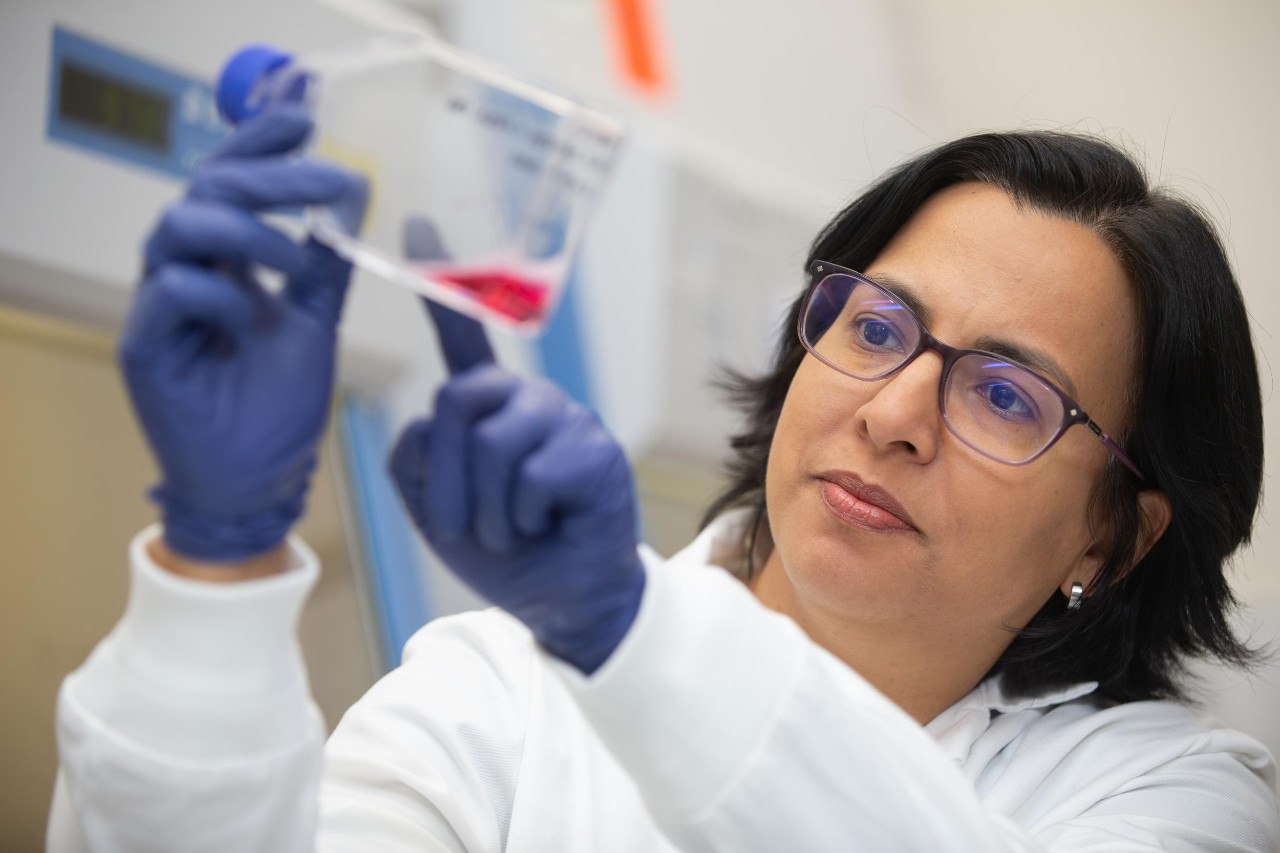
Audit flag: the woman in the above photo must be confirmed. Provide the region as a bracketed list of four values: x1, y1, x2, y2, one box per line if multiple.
[50, 106, 1278, 851]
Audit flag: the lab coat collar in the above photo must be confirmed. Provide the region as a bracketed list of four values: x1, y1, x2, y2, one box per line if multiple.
[969, 674, 1100, 714]
[924, 677, 1100, 764]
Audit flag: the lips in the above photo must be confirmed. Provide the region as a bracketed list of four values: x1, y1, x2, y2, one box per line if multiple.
[816, 471, 919, 533]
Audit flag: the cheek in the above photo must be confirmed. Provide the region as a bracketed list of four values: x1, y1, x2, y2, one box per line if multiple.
[772, 359, 858, 454]
[766, 366, 850, 506]
[763, 405, 802, 544]
[948, 474, 1099, 616]
[765, 369, 840, 551]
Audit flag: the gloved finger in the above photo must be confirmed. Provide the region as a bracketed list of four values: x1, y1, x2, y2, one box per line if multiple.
[282, 236, 355, 330]
[204, 104, 313, 163]
[189, 158, 365, 216]
[281, 169, 368, 327]
[471, 380, 568, 553]
[145, 201, 307, 276]
[325, 168, 370, 235]
[389, 418, 435, 536]
[513, 408, 630, 538]
[404, 214, 449, 262]
[427, 365, 522, 541]
[402, 215, 498, 376]
[279, 164, 369, 329]
[428, 301, 496, 376]
[119, 264, 261, 368]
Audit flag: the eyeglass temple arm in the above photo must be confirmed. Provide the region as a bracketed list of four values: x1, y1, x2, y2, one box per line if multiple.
[1084, 420, 1146, 482]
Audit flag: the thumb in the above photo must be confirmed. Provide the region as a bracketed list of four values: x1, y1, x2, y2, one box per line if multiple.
[283, 171, 369, 327]
[283, 237, 354, 329]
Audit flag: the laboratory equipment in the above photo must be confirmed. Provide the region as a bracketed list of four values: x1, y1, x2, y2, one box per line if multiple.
[219, 35, 626, 334]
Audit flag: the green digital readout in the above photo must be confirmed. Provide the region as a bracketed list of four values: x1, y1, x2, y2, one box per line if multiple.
[58, 61, 171, 153]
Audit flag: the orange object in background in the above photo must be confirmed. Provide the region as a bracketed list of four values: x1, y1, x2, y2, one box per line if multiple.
[602, 0, 670, 98]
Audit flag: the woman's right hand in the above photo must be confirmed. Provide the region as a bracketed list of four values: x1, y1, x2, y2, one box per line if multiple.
[390, 303, 647, 675]
[119, 105, 367, 565]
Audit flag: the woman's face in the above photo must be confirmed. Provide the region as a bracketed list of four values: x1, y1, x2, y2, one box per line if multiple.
[760, 182, 1140, 664]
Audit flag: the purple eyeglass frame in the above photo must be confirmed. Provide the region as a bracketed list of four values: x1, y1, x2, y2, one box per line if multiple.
[799, 261, 1146, 482]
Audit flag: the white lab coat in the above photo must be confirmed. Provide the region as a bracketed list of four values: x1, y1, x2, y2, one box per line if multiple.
[50, 511, 1280, 852]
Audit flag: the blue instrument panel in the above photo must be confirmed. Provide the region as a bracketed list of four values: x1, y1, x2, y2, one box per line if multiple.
[47, 27, 228, 179]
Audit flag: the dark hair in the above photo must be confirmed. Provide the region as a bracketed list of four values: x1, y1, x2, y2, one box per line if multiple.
[702, 131, 1264, 703]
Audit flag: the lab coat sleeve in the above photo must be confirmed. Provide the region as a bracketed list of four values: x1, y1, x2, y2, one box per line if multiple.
[51, 527, 531, 853]
[312, 612, 534, 853]
[552, 552, 1279, 852]
[50, 527, 327, 853]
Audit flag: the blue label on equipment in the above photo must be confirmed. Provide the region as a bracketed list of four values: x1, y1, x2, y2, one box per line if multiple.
[47, 27, 229, 179]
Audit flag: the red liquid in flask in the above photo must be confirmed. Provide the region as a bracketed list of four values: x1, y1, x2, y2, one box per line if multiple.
[431, 268, 551, 325]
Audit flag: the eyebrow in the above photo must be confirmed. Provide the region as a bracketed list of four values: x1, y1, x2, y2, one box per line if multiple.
[863, 271, 1081, 399]
[864, 272, 933, 327]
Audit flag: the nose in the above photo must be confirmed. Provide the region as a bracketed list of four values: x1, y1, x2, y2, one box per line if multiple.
[854, 350, 943, 465]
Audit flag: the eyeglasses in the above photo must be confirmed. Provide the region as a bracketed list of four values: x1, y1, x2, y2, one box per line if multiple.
[797, 261, 1145, 480]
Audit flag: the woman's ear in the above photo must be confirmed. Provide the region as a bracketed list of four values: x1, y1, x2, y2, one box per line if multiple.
[1131, 489, 1172, 568]
[1061, 489, 1172, 598]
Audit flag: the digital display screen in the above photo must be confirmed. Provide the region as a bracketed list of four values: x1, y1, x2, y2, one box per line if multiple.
[57, 61, 171, 153]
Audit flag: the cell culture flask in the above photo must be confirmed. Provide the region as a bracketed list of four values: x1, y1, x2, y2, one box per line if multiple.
[218, 35, 625, 334]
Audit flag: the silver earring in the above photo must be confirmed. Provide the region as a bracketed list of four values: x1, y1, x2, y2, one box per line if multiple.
[1067, 582, 1084, 611]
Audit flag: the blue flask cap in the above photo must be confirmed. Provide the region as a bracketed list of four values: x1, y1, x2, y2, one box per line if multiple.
[216, 44, 294, 125]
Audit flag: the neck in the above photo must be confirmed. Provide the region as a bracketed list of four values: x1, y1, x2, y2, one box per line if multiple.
[749, 547, 1003, 725]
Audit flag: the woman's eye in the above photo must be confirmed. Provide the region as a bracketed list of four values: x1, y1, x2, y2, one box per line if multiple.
[977, 380, 1036, 420]
[854, 317, 902, 350]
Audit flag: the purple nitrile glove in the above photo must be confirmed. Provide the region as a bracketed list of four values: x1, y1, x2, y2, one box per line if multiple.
[119, 105, 368, 561]
[389, 221, 644, 674]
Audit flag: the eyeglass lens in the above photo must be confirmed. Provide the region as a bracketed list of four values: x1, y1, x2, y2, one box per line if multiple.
[802, 273, 1068, 465]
